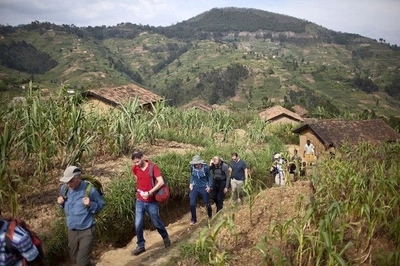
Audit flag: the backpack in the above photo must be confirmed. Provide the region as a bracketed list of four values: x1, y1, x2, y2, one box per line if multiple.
[62, 174, 104, 198]
[210, 160, 227, 179]
[289, 162, 297, 174]
[270, 164, 279, 175]
[190, 163, 207, 176]
[4, 218, 45, 266]
[149, 163, 170, 202]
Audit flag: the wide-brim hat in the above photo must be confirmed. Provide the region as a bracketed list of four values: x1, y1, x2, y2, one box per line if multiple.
[190, 155, 205, 164]
[60, 166, 81, 183]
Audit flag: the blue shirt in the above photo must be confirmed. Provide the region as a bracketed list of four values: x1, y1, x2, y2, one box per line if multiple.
[190, 164, 213, 188]
[229, 159, 247, 181]
[60, 181, 105, 230]
[0, 221, 39, 266]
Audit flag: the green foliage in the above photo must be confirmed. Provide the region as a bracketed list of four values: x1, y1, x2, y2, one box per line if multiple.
[182, 214, 236, 265]
[268, 123, 299, 145]
[242, 175, 262, 223]
[253, 142, 400, 265]
[0, 40, 58, 74]
[180, 7, 308, 33]
[40, 218, 69, 265]
[351, 74, 379, 94]
[193, 63, 249, 105]
[1, 11, 399, 117]
[96, 173, 136, 242]
[384, 75, 400, 99]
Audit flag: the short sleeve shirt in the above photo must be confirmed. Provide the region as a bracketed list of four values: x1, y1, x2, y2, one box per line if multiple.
[304, 144, 315, 155]
[229, 159, 247, 181]
[132, 161, 161, 202]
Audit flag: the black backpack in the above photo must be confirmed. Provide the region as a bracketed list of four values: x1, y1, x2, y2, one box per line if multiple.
[210, 159, 227, 174]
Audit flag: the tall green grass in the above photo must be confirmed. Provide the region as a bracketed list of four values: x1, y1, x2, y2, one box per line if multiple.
[253, 142, 400, 265]
[4, 85, 398, 265]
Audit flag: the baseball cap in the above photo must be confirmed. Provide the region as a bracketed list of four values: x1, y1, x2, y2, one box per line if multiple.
[60, 166, 81, 183]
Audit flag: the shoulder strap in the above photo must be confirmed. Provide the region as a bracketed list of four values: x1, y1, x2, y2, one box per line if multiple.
[62, 182, 92, 198]
[85, 182, 92, 198]
[6, 219, 16, 241]
[149, 163, 156, 187]
[62, 184, 68, 198]
[5, 220, 18, 255]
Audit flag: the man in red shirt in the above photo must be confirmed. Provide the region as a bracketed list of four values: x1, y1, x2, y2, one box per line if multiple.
[131, 150, 171, 256]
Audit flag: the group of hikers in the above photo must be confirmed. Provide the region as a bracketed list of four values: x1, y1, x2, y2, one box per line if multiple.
[0, 141, 316, 266]
[271, 139, 317, 186]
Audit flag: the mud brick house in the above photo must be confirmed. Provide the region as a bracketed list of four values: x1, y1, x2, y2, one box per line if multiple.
[293, 119, 400, 159]
[83, 84, 164, 111]
[180, 101, 214, 112]
[259, 105, 304, 125]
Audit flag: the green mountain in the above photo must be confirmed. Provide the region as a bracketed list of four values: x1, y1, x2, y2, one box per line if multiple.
[1, 7, 400, 120]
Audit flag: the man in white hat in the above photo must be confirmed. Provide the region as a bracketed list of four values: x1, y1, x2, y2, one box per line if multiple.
[272, 153, 286, 186]
[57, 166, 105, 266]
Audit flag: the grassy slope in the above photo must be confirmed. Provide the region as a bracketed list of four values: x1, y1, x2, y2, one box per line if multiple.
[1, 23, 400, 117]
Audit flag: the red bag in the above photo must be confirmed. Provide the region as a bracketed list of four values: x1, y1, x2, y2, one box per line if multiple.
[149, 163, 170, 202]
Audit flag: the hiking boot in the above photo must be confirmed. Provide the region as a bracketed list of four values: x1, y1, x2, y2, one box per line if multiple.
[163, 237, 171, 248]
[132, 246, 146, 256]
[190, 221, 196, 226]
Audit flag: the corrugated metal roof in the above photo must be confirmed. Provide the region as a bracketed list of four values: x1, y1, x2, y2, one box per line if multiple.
[86, 84, 164, 106]
[293, 119, 400, 147]
[259, 105, 304, 122]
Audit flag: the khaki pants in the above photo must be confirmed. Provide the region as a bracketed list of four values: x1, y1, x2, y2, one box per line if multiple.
[231, 179, 244, 203]
[68, 225, 96, 266]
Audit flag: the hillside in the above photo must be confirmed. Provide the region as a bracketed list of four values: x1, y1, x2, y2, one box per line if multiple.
[1, 7, 400, 119]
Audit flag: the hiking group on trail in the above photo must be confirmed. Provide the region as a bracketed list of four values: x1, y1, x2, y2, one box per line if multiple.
[1, 146, 313, 265]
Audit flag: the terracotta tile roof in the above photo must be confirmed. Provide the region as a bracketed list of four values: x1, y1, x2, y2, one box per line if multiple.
[291, 105, 308, 117]
[86, 84, 163, 106]
[293, 119, 400, 147]
[259, 105, 304, 122]
[180, 101, 214, 112]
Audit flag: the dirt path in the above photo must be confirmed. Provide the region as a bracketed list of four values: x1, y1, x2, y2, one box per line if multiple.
[96, 207, 209, 266]
[96, 179, 312, 266]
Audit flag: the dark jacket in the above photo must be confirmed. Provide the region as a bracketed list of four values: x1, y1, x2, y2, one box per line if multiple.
[210, 162, 230, 188]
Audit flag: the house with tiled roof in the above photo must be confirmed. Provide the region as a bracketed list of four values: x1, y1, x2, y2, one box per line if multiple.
[180, 100, 214, 112]
[259, 105, 304, 125]
[83, 84, 164, 111]
[292, 119, 400, 159]
[291, 105, 308, 118]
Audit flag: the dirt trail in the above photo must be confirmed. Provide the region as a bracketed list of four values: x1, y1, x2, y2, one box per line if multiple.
[96, 207, 210, 266]
[96, 179, 312, 266]
[95, 143, 306, 266]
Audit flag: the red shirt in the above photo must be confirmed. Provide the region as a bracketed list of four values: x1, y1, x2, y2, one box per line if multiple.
[132, 160, 161, 202]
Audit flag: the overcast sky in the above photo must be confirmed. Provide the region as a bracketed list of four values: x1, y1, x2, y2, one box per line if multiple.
[0, 0, 399, 45]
